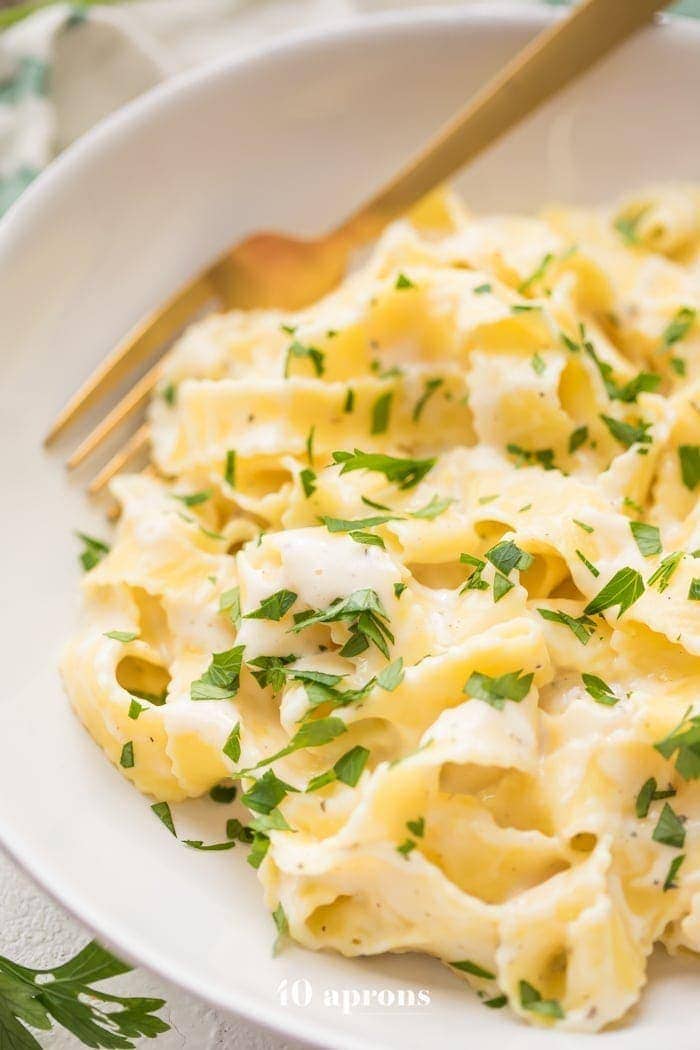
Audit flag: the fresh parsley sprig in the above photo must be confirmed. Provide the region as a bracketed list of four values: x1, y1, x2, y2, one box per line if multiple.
[0, 940, 169, 1049]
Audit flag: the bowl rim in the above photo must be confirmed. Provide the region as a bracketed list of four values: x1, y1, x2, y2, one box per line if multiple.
[2, 4, 698, 1048]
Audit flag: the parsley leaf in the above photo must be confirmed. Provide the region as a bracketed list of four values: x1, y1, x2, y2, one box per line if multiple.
[406, 817, 425, 838]
[172, 490, 211, 507]
[409, 495, 454, 520]
[537, 608, 596, 644]
[569, 425, 588, 453]
[151, 801, 175, 835]
[507, 443, 556, 470]
[320, 514, 398, 532]
[306, 745, 370, 792]
[224, 449, 236, 487]
[76, 532, 109, 572]
[474, 283, 491, 295]
[679, 445, 700, 491]
[451, 959, 496, 980]
[395, 272, 415, 289]
[519, 253, 553, 294]
[377, 658, 404, 691]
[284, 341, 325, 378]
[300, 468, 316, 497]
[464, 669, 533, 710]
[241, 769, 297, 814]
[241, 717, 348, 773]
[413, 377, 443, 422]
[663, 853, 685, 891]
[635, 777, 675, 818]
[652, 802, 686, 848]
[219, 586, 241, 628]
[485, 540, 533, 575]
[662, 307, 696, 349]
[689, 578, 700, 601]
[104, 630, 139, 643]
[584, 567, 645, 617]
[459, 552, 488, 592]
[332, 449, 435, 490]
[630, 521, 661, 557]
[581, 673, 618, 705]
[244, 589, 298, 621]
[519, 980, 564, 1020]
[248, 654, 298, 693]
[290, 589, 394, 659]
[0, 940, 169, 1049]
[648, 552, 683, 593]
[210, 784, 237, 804]
[584, 341, 660, 403]
[191, 646, 244, 701]
[600, 414, 653, 448]
[574, 549, 599, 577]
[396, 838, 416, 857]
[223, 723, 241, 763]
[371, 391, 393, 434]
[654, 709, 700, 780]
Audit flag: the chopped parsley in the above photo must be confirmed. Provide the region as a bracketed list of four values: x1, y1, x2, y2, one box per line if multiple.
[219, 586, 241, 628]
[377, 658, 404, 691]
[518, 253, 553, 294]
[648, 551, 683, 593]
[410, 495, 454, 520]
[300, 467, 316, 497]
[663, 853, 685, 891]
[661, 306, 696, 349]
[290, 588, 394, 659]
[224, 449, 236, 487]
[537, 607, 596, 644]
[104, 630, 139, 642]
[451, 959, 496, 980]
[320, 514, 398, 532]
[614, 209, 648, 246]
[531, 352, 546, 375]
[600, 414, 652, 449]
[651, 802, 685, 848]
[519, 980, 564, 1020]
[210, 783, 237, 804]
[119, 741, 134, 768]
[460, 552, 488, 592]
[581, 673, 618, 706]
[306, 745, 370, 792]
[584, 567, 645, 617]
[413, 377, 443, 422]
[485, 540, 533, 576]
[244, 589, 298, 621]
[128, 699, 144, 720]
[162, 381, 177, 405]
[654, 708, 700, 780]
[371, 391, 393, 434]
[332, 449, 435, 490]
[151, 801, 176, 835]
[76, 531, 110, 572]
[464, 669, 533, 710]
[396, 838, 416, 857]
[223, 723, 241, 763]
[689, 578, 700, 601]
[248, 654, 298, 693]
[241, 769, 298, 814]
[493, 572, 513, 602]
[171, 489, 211, 507]
[573, 519, 594, 534]
[241, 716, 347, 774]
[284, 340, 324, 378]
[349, 530, 384, 548]
[394, 581, 407, 598]
[574, 549, 599, 577]
[306, 425, 315, 465]
[473, 283, 492, 295]
[190, 646, 244, 701]
[671, 357, 687, 377]
[395, 272, 415, 290]
[630, 521, 661, 557]
[272, 903, 289, 956]
[679, 445, 700, 490]
[507, 443, 556, 470]
[569, 425, 588, 453]
[584, 341, 660, 403]
[406, 816, 425, 838]
[635, 777, 675, 819]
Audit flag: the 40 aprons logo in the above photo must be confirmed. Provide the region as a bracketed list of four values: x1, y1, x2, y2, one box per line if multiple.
[277, 978, 431, 1015]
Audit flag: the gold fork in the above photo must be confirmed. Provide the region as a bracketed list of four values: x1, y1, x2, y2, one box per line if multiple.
[46, 0, 672, 494]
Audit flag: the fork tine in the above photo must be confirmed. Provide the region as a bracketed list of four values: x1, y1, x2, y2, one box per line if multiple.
[67, 361, 161, 470]
[45, 273, 215, 446]
[87, 424, 150, 495]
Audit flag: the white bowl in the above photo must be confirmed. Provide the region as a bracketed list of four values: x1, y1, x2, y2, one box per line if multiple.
[2, 5, 700, 1048]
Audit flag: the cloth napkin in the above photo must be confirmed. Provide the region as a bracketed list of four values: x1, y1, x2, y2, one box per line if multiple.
[2, 0, 699, 218]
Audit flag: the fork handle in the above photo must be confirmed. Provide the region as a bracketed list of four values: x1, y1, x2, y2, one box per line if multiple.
[337, 0, 673, 242]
